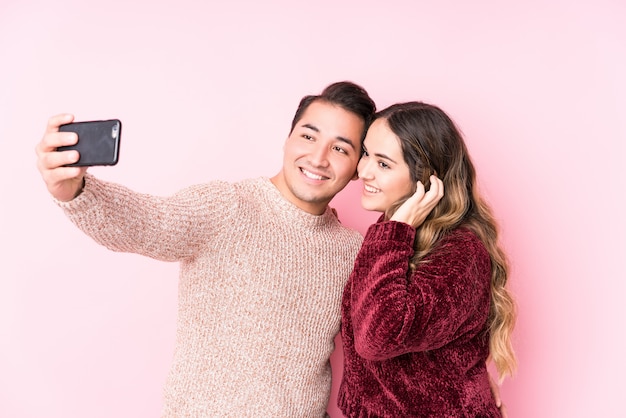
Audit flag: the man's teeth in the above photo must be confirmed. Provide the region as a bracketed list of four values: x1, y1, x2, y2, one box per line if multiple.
[364, 185, 380, 193]
[301, 169, 324, 180]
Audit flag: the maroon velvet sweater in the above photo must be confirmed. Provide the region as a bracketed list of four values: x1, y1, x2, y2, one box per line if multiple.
[338, 220, 501, 417]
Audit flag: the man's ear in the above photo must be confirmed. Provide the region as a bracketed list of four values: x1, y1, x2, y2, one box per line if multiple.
[350, 170, 359, 181]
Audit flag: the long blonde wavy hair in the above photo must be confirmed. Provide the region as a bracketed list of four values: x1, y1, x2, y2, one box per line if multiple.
[379, 102, 517, 380]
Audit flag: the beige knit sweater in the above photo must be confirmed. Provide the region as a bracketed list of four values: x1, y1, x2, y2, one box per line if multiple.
[57, 173, 363, 417]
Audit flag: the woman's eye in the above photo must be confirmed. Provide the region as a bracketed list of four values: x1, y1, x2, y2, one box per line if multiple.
[303, 134, 313, 140]
[361, 149, 369, 157]
[379, 161, 389, 169]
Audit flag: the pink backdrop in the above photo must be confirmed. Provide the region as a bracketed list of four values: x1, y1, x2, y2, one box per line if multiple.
[1, 1, 624, 417]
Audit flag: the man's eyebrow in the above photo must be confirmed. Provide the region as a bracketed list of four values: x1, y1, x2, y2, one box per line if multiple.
[336, 136, 356, 150]
[302, 123, 320, 133]
[301, 123, 357, 150]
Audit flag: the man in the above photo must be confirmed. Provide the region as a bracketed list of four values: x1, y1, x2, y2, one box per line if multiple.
[35, 82, 376, 417]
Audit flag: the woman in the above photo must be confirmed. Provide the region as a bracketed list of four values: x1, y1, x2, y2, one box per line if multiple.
[338, 102, 516, 417]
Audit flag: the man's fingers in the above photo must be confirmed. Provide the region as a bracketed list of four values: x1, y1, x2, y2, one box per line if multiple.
[46, 113, 74, 134]
[38, 113, 76, 153]
[44, 165, 83, 185]
[36, 131, 78, 156]
[38, 145, 79, 170]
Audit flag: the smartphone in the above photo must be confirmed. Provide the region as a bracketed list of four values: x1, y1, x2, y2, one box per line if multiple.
[58, 119, 121, 166]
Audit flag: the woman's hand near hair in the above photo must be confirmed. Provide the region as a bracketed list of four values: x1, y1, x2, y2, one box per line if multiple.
[390, 175, 444, 227]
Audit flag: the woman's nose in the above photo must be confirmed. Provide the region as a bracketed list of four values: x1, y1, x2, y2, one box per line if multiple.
[357, 158, 373, 179]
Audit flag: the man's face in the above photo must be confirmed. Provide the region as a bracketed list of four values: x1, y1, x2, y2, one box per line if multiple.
[272, 100, 364, 215]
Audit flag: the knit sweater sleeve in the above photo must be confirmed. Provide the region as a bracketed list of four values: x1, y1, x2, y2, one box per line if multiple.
[350, 220, 492, 361]
[55, 173, 237, 262]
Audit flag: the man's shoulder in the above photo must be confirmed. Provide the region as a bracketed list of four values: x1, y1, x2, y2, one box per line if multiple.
[230, 176, 268, 193]
[186, 177, 260, 196]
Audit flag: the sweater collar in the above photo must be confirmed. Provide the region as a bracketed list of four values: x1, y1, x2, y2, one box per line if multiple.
[256, 177, 338, 230]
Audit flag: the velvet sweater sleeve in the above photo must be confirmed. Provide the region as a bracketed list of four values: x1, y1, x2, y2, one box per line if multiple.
[350, 220, 492, 361]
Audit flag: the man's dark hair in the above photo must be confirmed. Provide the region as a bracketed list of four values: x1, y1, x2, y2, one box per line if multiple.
[289, 81, 376, 141]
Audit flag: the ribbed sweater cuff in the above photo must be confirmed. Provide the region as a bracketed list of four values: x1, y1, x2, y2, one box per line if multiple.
[53, 173, 103, 212]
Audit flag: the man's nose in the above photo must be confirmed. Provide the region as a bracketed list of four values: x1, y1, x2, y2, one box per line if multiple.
[310, 145, 330, 167]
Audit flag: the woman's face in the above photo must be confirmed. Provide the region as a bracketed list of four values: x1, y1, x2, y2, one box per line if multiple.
[357, 118, 413, 213]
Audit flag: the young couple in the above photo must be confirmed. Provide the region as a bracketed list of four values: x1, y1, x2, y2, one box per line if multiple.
[36, 81, 516, 417]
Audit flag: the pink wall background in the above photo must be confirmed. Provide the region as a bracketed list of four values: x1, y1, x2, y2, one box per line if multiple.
[1, 1, 624, 417]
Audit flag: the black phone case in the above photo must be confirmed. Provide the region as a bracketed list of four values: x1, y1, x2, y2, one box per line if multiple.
[58, 119, 121, 166]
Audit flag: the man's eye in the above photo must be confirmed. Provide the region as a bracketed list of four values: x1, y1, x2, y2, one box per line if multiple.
[302, 134, 313, 140]
[333, 146, 347, 154]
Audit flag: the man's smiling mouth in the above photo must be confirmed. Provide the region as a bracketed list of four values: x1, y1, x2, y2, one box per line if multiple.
[300, 168, 328, 180]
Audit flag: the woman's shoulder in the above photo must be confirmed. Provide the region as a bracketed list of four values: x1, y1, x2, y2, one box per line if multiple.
[437, 227, 490, 264]
[444, 227, 483, 246]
